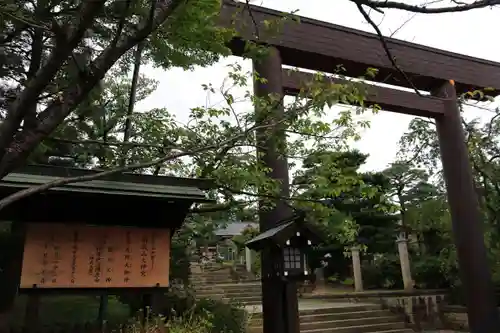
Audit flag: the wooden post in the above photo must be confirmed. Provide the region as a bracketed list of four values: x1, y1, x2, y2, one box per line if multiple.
[24, 294, 40, 333]
[97, 294, 108, 329]
[350, 246, 363, 292]
[433, 80, 500, 331]
[396, 235, 413, 291]
[253, 46, 299, 333]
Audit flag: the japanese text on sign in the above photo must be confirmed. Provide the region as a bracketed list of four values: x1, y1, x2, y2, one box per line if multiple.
[20, 223, 170, 289]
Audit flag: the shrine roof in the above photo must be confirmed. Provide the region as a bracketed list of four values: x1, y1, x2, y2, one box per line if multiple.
[0, 165, 214, 226]
[246, 214, 323, 251]
[246, 220, 294, 249]
[0, 165, 213, 202]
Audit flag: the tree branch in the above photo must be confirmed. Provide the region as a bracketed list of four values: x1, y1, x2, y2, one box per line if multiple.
[24, 0, 47, 131]
[0, 136, 231, 211]
[0, 0, 107, 163]
[0, 114, 282, 211]
[222, 185, 333, 204]
[355, 3, 422, 96]
[46, 137, 167, 149]
[110, 0, 133, 48]
[352, 0, 500, 14]
[0, 0, 188, 177]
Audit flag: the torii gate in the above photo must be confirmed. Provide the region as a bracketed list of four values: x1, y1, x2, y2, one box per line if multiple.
[219, 2, 500, 333]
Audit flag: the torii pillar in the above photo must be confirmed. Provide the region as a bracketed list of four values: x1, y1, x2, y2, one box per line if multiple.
[434, 80, 500, 331]
[253, 47, 299, 333]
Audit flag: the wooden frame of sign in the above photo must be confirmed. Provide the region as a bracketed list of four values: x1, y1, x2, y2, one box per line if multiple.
[0, 165, 214, 298]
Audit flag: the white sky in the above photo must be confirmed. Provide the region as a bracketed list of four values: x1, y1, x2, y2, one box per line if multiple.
[137, 0, 500, 173]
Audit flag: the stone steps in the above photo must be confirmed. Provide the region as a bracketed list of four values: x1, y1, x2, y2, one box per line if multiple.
[191, 277, 259, 285]
[194, 282, 261, 291]
[220, 291, 262, 298]
[301, 316, 400, 330]
[190, 263, 261, 306]
[225, 295, 261, 302]
[250, 305, 382, 318]
[250, 310, 394, 326]
[194, 281, 262, 306]
[248, 321, 410, 333]
[197, 290, 261, 298]
[226, 298, 262, 306]
[248, 306, 411, 333]
[196, 292, 261, 300]
[191, 279, 235, 282]
[294, 325, 411, 333]
[193, 272, 255, 275]
[190, 264, 410, 333]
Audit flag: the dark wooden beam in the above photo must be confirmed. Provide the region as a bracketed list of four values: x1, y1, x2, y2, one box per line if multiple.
[220, 1, 500, 95]
[434, 80, 500, 332]
[282, 69, 444, 118]
[253, 47, 299, 333]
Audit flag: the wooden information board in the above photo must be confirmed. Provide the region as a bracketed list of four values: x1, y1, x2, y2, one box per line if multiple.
[20, 223, 170, 289]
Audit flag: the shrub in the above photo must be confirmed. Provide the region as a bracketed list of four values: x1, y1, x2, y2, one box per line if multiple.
[121, 311, 214, 333]
[8, 295, 129, 328]
[361, 255, 402, 289]
[149, 289, 247, 333]
[8, 292, 248, 333]
[170, 231, 192, 285]
[251, 252, 261, 277]
[166, 314, 214, 333]
[192, 298, 247, 333]
[411, 255, 454, 289]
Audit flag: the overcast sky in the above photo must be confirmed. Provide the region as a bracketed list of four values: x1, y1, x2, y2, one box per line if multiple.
[137, 0, 500, 172]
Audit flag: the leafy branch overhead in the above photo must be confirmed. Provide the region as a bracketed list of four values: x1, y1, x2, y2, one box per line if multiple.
[1, 0, 500, 270]
[0, 1, 383, 217]
[0, 0, 232, 178]
[2, 60, 377, 213]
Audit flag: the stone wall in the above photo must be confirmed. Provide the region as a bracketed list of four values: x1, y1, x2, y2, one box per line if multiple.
[301, 289, 449, 331]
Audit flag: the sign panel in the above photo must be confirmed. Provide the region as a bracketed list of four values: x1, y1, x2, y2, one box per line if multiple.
[20, 223, 170, 289]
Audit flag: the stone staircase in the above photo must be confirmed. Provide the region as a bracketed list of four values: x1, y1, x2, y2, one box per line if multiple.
[248, 304, 413, 333]
[195, 281, 262, 306]
[190, 262, 261, 305]
[190, 263, 412, 333]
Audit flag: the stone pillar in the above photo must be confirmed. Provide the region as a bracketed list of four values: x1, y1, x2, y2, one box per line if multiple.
[245, 247, 252, 272]
[315, 267, 325, 286]
[396, 235, 413, 291]
[314, 267, 326, 293]
[351, 246, 363, 292]
[231, 242, 238, 262]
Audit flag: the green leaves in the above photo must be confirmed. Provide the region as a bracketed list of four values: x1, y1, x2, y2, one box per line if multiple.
[10, 0, 390, 252]
[148, 0, 232, 69]
[292, 149, 398, 252]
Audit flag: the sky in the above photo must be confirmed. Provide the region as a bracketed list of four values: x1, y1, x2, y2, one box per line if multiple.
[137, 0, 500, 173]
